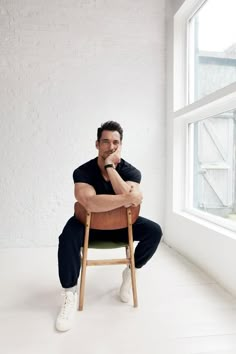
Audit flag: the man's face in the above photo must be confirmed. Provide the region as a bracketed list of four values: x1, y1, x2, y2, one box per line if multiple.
[96, 130, 121, 160]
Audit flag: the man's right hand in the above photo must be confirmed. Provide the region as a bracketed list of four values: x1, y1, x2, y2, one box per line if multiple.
[124, 186, 143, 207]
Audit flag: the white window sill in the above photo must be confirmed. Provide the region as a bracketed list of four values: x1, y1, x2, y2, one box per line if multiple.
[174, 209, 236, 240]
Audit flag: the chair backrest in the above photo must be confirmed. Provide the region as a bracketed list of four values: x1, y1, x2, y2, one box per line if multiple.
[74, 202, 140, 230]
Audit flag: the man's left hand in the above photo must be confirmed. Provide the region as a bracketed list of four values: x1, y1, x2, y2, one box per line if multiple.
[104, 146, 121, 167]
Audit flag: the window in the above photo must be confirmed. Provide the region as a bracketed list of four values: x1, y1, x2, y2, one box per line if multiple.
[189, 109, 236, 221]
[173, 0, 236, 232]
[188, 0, 236, 103]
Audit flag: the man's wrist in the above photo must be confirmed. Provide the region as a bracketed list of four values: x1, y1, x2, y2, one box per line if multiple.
[104, 163, 115, 169]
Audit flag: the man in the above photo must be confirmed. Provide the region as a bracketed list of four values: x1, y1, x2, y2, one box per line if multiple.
[56, 121, 162, 332]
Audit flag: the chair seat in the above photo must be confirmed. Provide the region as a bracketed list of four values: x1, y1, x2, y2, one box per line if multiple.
[88, 241, 128, 249]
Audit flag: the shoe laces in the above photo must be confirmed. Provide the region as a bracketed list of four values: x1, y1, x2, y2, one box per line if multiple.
[59, 292, 75, 319]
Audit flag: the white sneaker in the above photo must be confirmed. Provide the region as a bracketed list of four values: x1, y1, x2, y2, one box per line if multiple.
[56, 291, 78, 332]
[119, 267, 133, 303]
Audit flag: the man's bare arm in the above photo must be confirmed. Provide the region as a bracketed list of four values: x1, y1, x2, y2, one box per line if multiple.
[106, 167, 140, 194]
[74, 182, 142, 212]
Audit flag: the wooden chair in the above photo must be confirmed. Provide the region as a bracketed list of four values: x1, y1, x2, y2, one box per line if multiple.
[74, 202, 140, 311]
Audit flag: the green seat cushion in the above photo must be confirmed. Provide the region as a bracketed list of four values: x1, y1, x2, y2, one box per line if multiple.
[88, 241, 128, 249]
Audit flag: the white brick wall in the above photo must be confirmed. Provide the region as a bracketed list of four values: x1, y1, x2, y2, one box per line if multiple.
[0, 0, 166, 247]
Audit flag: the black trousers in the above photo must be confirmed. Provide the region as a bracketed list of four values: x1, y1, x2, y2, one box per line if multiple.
[58, 215, 162, 288]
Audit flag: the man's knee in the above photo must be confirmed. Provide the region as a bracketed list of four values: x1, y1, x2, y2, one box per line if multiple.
[133, 217, 163, 245]
[147, 220, 163, 245]
[59, 216, 84, 244]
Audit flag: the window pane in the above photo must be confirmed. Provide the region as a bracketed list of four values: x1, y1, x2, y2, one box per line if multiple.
[190, 108, 236, 221]
[188, 0, 236, 103]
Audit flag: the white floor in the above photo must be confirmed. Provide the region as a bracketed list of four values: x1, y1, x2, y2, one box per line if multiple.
[1, 242, 236, 354]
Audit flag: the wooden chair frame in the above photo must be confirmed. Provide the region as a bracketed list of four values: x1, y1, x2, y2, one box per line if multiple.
[74, 202, 139, 311]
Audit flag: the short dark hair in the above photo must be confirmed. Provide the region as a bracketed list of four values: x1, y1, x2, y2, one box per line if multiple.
[97, 121, 123, 141]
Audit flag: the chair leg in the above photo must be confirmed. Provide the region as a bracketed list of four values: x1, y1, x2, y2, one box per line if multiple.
[127, 209, 138, 308]
[125, 245, 138, 307]
[78, 251, 87, 311]
[78, 213, 91, 311]
[130, 251, 138, 307]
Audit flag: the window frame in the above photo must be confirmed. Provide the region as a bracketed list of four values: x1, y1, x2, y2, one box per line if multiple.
[173, 0, 236, 233]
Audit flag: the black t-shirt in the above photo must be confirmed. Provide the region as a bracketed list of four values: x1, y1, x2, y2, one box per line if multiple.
[73, 157, 141, 195]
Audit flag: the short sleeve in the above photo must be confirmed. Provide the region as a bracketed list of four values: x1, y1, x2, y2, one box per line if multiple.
[118, 160, 141, 183]
[73, 167, 93, 184]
